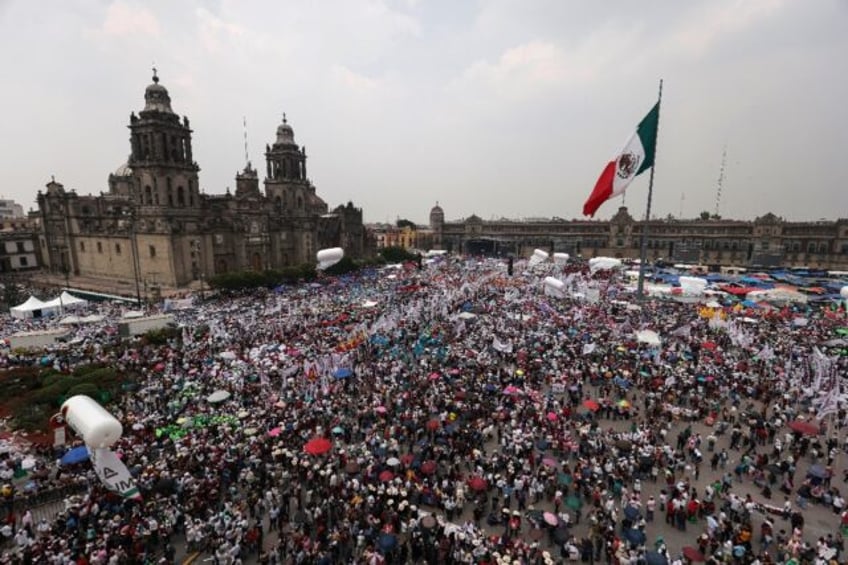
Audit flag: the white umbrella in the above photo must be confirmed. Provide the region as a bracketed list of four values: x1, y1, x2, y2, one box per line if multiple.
[386, 457, 401, 467]
[207, 390, 231, 403]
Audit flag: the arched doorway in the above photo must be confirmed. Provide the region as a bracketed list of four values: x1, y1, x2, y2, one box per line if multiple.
[251, 252, 262, 271]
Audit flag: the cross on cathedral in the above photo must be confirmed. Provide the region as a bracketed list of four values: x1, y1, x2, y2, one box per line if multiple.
[282, 112, 287, 124]
[152, 64, 158, 83]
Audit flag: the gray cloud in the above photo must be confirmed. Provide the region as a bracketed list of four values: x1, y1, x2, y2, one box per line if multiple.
[1, 0, 846, 224]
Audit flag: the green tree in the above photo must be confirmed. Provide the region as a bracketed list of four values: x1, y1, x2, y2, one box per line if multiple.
[396, 219, 416, 229]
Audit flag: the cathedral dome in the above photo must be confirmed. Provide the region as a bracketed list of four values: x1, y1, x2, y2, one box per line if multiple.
[143, 71, 174, 113]
[114, 162, 133, 177]
[275, 115, 296, 145]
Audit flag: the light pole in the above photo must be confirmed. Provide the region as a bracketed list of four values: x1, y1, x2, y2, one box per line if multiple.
[125, 209, 142, 306]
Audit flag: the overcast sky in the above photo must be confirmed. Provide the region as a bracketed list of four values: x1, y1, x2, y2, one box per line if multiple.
[2, 0, 847, 224]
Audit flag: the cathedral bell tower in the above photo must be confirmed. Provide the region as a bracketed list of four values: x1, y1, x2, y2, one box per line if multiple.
[127, 69, 200, 209]
[264, 114, 309, 215]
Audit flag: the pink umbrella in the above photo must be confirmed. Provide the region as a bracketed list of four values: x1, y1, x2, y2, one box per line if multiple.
[428, 372, 441, 380]
[503, 385, 519, 396]
[267, 427, 282, 437]
[543, 512, 558, 526]
[546, 412, 558, 422]
[375, 406, 387, 414]
[542, 457, 558, 468]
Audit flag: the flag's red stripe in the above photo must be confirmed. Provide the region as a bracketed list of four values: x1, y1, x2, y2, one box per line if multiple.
[582, 160, 615, 217]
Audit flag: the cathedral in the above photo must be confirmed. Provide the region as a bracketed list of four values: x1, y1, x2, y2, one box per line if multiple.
[37, 72, 368, 292]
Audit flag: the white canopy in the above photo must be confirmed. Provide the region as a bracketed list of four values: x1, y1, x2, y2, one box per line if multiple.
[42, 291, 88, 311]
[10, 296, 56, 319]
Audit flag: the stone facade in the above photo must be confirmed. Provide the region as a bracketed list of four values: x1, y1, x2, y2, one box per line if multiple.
[37, 73, 369, 291]
[426, 204, 848, 270]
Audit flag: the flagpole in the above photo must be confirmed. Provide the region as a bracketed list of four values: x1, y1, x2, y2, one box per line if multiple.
[637, 79, 663, 300]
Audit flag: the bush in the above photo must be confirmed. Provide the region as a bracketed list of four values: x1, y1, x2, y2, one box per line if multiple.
[207, 263, 318, 290]
[323, 256, 358, 276]
[67, 383, 100, 398]
[143, 327, 180, 346]
[380, 246, 416, 263]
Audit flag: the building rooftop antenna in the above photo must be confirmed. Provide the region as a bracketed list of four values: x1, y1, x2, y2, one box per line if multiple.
[242, 116, 250, 168]
[715, 146, 727, 217]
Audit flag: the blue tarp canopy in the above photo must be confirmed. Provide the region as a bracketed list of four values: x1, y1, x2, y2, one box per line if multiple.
[60, 445, 89, 465]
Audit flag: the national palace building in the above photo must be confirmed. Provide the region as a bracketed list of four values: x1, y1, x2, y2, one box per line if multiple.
[373, 204, 848, 271]
[36, 72, 368, 291]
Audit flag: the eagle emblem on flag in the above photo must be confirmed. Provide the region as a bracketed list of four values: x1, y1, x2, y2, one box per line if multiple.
[616, 152, 640, 179]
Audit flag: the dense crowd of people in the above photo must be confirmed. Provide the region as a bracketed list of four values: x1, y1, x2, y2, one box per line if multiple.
[1, 257, 847, 564]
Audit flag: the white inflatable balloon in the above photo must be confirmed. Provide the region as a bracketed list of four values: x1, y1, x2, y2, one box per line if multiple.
[61, 395, 123, 449]
[553, 253, 570, 266]
[316, 247, 344, 270]
[543, 276, 565, 298]
[527, 249, 549, 268]
[588, 257, 622, 273]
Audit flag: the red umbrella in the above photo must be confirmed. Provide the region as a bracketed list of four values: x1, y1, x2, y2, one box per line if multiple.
[420, 460, 437, 475]
[682, 546, 705, 562]
[788, 420, 819, 436]
[426, 419, 441, 431]
[400, 453, 415, 466]
[378, 470, 395, 482]
[303, 437, 332, 455]
[582, 400, 600, 412]
[467, 476, 488, 492]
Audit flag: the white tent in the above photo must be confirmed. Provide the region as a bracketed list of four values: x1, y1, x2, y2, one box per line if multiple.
[10, 296, 57, 319]
[42, 291, 89, 311]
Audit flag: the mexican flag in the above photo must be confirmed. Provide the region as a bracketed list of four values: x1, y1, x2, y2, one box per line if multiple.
[583, 102, 660, 217]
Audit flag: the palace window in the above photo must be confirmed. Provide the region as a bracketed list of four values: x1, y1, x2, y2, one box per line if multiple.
[116, 243, 121, 255]
[149, 245, 156, 258]
[97, 241, 103, 253]
[80, 242, 85, 252]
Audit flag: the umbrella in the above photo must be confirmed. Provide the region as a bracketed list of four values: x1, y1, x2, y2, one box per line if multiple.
[386, 457, 401, 467]
[536, 439, 549, 451]
[682, 547, 705, 562]
[375, 406, 387, 414]
[645, 551, 669, 565]
[333, 368, 353, 380]
[623, 505, 641, 521]
[379, 470, 395, 482]
[426, 419, 441, 431]
[400, 453, 414, 466]
[331, 426, 345, 435]
[808, 464, 827, 479]
[622, 528, 646, 546]
[467, 476, 488, 491]
[557, 472, 572, 486]
[267, 427, 282, 437]
[421, 515, 437, 529]
[207, 390, 230, 403]
[345, 461, 360, 474]
[615, 439, 633, 451]
[60, 445, 89, 465]
[420, 460, 437, 475]
[788, 420, 819, 436]
[541, 457, 558, 468]
[565, 495, 582, 510]
[546, 412, 558, 421]
[553, 526, 570, 544]
[303, 437, 332, 455]
[582, 399, 600, 412]
[378, 533, 397, 552]
[543, 511, 558, 526]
